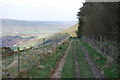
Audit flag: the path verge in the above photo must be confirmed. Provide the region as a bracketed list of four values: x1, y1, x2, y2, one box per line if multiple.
[49, 40, 72, 78]
[78, 40, 105, 78]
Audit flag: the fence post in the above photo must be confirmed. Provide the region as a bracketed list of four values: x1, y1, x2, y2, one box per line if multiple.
[92, 35, 94, 48]
[43, 38, 45, 52]
[0, 48, 2, 79]
[100, 35, 102, 52]
[17, 47, 20, 76]
[42, 38, 45, 60]
[104, 37, 107, 56]
[55, 34, 58, 47]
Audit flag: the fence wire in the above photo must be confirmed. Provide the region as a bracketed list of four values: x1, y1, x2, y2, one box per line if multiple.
[2, 33, 70, 78]
[82, 37, 119, 64]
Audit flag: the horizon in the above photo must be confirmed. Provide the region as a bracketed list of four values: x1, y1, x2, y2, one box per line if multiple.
[1, 18, 77, 22]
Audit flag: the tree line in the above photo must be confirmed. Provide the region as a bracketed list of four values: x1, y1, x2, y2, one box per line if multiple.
[77, 2, 120, 42]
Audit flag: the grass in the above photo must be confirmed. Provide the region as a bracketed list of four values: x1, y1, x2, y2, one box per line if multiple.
[3, 41, 59, 78]
[24, 40, 70, 78]
[3, 46, 51, 78]
[107, 41, 120, 47]
[74, 39, 94, 78]
[61, 40, 76, 78]
[80, 39, 119, 78]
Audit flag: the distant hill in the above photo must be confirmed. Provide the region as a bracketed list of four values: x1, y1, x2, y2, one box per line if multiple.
[60, 24, 78, 37]
[1, 19, 76, 27]
[1, 19, 76, 37]
[0, 19, 77, 48]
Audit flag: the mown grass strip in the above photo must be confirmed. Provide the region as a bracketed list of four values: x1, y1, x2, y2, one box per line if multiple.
[61, 40, 76, 78]
[80, 39, 119, 78]
[75, 39, 94, 78]
[23, 40, 70, 78]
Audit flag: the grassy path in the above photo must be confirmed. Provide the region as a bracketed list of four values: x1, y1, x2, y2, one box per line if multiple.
[18, 38, 118, 78]
[73, 40, 80, 78]
[61, 40, 75, 78]
[80, 39, 119, 78]
[75, 39, 94, 78]
[61, 39, 95, 78]
[78, 40, 105, 78]
[49, 40, 72, 78]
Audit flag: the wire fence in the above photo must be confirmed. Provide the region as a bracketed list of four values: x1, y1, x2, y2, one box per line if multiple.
[82, 37, 119, 64]
[2, 33, 70, 78]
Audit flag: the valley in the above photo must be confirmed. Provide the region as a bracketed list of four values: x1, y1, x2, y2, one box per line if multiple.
[1, 19, 76, 50]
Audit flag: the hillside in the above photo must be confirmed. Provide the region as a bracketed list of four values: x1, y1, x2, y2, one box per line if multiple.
[1, 19, 76, 27]
[1, 19, 76, 37]
[1, 19, 76, 49]
[60, 24, 78, 37]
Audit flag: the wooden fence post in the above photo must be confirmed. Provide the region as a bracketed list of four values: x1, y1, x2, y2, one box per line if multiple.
[42, 38, 45, 60]
[43, 38, 45, 52]
[0, 48, 2, 79]
[17, 47, 20, 75]
[92, 35, 94, 48]
[104, 37, 107, 56]
[100, 35, 102, 52]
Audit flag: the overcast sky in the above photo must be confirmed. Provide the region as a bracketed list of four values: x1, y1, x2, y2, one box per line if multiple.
[0, 0, 85, 21]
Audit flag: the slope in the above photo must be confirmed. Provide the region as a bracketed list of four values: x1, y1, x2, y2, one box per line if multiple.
[59, 24, 78, 37]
